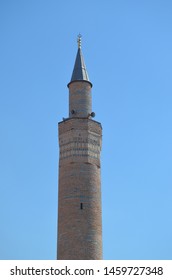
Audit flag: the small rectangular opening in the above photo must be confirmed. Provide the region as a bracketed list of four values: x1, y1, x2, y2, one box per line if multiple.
[80, 203, 83, 210]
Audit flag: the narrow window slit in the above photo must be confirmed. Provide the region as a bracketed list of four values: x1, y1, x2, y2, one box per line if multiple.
[80, 203, 83, 210]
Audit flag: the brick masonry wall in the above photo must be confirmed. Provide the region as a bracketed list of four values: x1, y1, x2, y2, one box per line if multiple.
[57, 118, 102, 260]
[69, 81, 92, 118]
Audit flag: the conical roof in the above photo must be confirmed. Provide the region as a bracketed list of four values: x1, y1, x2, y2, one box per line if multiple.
[68, 36, 92, 87]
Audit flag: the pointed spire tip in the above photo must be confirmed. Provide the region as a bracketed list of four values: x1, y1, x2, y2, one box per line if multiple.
[67, 34, 92, 87]
[77, 34, 82, 48]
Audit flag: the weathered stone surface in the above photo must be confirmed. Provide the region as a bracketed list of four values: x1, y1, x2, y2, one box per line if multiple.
[57, 117, 102, 259]
[69, 81, 92, 118]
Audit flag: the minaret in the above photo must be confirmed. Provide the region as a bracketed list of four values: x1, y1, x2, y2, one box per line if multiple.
[57, 36, 102, 260]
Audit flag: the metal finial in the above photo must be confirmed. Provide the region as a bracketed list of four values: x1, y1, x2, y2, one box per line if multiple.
[77, 34, 82, 48]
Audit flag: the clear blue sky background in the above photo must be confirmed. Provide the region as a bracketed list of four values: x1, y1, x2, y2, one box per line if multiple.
[0, 0, 172, 260]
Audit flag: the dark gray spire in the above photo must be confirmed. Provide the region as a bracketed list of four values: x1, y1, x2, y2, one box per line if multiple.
[68, 35, 92, 87]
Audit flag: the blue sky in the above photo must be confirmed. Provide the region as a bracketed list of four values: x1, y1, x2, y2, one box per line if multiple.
[0, 0, 172, 260]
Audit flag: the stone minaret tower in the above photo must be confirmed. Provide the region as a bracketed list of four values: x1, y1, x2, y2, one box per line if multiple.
[57, 36, 102, 260]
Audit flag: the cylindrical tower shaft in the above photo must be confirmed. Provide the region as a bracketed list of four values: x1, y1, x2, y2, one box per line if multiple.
[57, 118, 102, 259]
[69, 81, 92, 118]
